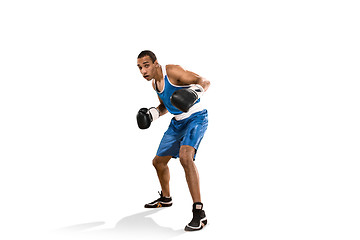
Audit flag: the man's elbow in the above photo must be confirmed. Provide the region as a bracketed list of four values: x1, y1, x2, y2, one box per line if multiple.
[201, 78, 210, 92]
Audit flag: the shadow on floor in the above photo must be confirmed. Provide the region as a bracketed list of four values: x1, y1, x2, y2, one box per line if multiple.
[57, 209, 184, 239]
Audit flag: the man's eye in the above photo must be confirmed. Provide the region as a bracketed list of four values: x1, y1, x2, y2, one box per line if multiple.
[145, 64, 150, 68]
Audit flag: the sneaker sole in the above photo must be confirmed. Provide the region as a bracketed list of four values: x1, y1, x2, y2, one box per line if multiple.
[184, 217, 207, 231]
[144, 201, 173, 208]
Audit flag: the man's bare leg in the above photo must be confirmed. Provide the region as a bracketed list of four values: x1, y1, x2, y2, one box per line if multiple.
[179, 145, 207, 231]
[152, 155, 172, 197]
[179, 145, 201, 203]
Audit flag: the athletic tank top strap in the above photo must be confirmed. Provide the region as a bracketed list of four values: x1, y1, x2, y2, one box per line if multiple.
[162, 65, 167, 82]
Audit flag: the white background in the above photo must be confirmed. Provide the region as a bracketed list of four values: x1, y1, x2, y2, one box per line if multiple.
[1, 0, 359, 239]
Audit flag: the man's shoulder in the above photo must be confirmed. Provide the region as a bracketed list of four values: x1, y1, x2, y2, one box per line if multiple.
[164, 65, 179, 86]
[165, 64, 182, 72]
[165, 64, 184, 82]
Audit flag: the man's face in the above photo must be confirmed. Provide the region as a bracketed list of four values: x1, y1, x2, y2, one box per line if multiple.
[137, 56, 157, 81]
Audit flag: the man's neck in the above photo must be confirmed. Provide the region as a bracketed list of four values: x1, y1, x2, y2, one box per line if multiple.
[153, 65, 163, 82]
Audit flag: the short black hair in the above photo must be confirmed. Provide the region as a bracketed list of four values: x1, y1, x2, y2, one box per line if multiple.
[138, 50, 157, 63]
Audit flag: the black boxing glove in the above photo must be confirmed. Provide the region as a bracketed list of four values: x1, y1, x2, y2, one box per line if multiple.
[170, 85, 204, 112]
[136, 107, 160, 129]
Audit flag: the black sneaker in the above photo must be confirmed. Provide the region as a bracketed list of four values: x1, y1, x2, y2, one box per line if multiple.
[144, 191, 173, 208]
[184, 202, 207, 231]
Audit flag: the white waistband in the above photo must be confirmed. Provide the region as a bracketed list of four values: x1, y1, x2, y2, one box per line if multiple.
[174, 103, 204, 121]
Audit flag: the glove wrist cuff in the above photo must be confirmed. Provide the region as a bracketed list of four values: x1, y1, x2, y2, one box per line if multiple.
[149, 107, 160, 121]
[189, 84, 204, 99]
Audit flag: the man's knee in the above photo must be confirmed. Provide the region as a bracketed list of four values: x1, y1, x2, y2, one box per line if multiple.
[179, 146, 195, 169]
[153, 155, 170, 169]
[152, 156, 162, 168]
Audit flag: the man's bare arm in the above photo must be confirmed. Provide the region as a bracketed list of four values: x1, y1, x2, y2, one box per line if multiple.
[167, 65, 210, 91]
[156, 95, 168, 116]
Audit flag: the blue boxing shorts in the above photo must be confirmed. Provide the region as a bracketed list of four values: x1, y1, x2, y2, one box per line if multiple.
[156, 109, 208, 160]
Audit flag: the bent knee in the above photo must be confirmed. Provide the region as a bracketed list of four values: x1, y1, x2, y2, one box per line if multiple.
[152, 156, 162, 168]
[153, 155, 170, 168]
[179, 148, 195, 168]
[179, 146, 195, 159]
[180, 157, 193, 169]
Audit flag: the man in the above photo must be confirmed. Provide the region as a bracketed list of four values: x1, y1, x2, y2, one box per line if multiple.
[136, 50, 210, 231]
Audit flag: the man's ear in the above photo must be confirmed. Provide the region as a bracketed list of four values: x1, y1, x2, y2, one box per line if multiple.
[154, 60, 159, 67]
